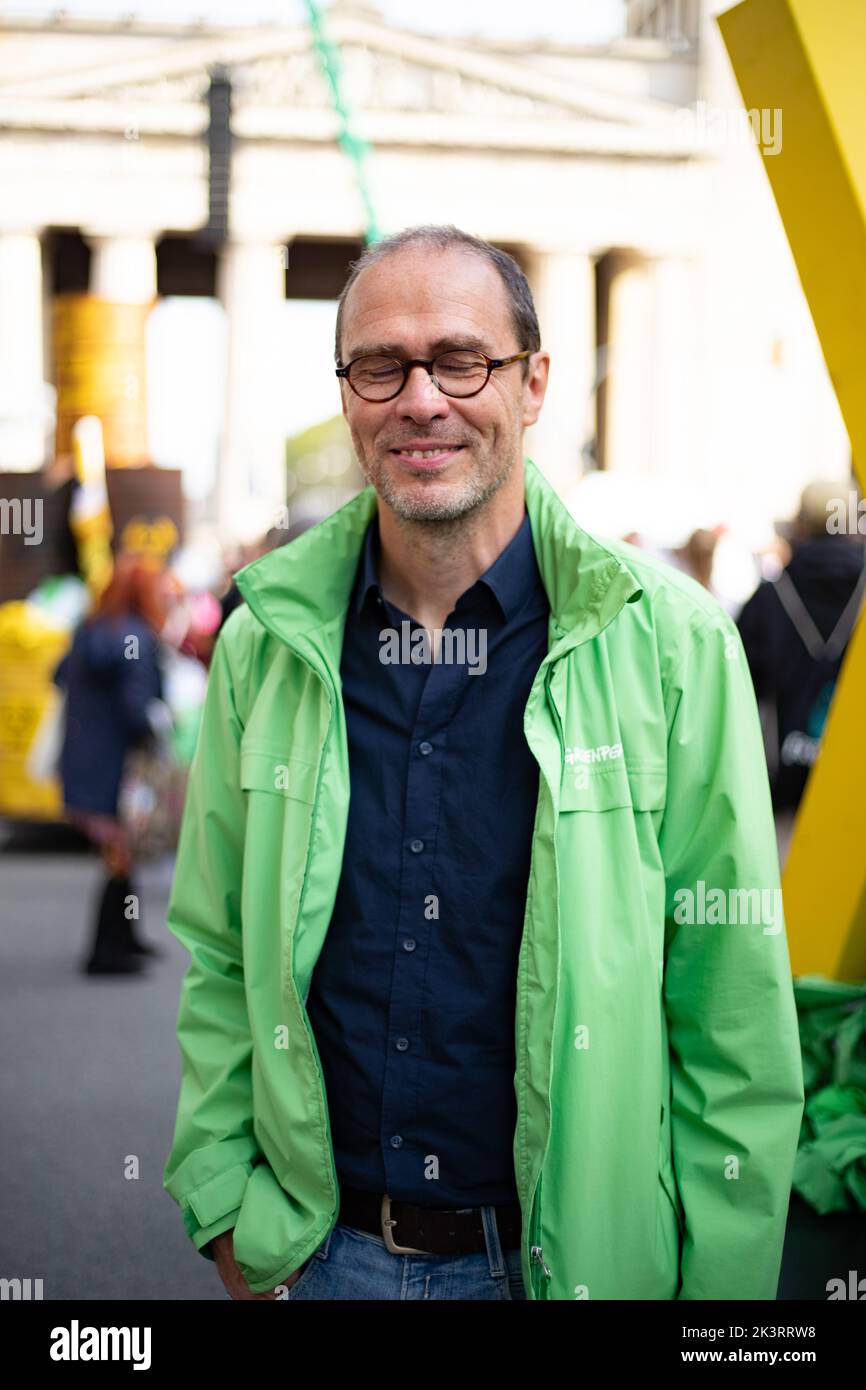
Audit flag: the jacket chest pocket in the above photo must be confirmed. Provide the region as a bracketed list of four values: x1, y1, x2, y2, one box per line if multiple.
[559, 759, 666, 813]
[239, 743, 321, 872]
[240, 745, 320, 805]
[556, 758, 668, 992]
[239, 744, 322, 945]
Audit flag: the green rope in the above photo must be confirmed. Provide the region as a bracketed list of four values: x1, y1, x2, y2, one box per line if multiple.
[303, 0, 383, 245]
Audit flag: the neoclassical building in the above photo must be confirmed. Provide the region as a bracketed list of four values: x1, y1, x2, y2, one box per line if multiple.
[0, 0, 850, 545]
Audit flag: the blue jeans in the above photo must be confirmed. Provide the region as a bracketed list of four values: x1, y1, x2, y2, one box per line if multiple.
[280, 1206, 527, 1300]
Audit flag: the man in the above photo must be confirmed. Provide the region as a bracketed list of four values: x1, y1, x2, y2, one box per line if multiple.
[163, 224, 804, 1301]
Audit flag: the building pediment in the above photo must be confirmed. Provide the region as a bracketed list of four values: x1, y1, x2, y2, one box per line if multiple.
[0, 8, 696, 156]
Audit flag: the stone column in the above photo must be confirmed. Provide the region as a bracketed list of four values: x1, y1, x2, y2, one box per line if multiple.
[216, 239, 287, 541]
[0, 230, 47, 469]
[647, 256, 699, 491]
[87, 235, 157, 304]
[603, 253, 654, 480]
[603, 253, 700, 498]
[526, 248, 597, 502]
[54, 232, 160, 467]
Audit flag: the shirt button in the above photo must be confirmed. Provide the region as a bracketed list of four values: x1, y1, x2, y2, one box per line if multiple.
[418, 741, 433, 756]
[389, 1135, 403, 1149]
[402, 938, 416, 952]
[409, 838, 424, 853]
[395, 1037, 410, 1051]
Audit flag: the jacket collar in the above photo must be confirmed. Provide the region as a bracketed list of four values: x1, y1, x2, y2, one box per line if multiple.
[234, 456, 644, 663]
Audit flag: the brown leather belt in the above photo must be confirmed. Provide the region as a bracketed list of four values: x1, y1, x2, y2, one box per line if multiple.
[338, 1186, 523, 1255]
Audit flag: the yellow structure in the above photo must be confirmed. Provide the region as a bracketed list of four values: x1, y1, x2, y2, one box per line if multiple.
[0, 601, 67, 819]
[53, 295, 151, 467]
[718, 0, 866, 979]
[70, 416, 114, 601]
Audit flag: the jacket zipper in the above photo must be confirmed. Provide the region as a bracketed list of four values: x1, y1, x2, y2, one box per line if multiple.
[283, 646, 342, 1255]
[530, 662, 565, 1300]
[516, 659, 563, 1300]
[544, 659, 566, 757]
[302, 1007, 341, 1247]
[528, 1172, 551, 1297]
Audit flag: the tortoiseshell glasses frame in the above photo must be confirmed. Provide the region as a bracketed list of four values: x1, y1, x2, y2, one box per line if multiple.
[335, 348, 533, 402]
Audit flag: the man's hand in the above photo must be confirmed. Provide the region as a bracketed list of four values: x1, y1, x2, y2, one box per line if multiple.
[209, 1229, 306, 1300]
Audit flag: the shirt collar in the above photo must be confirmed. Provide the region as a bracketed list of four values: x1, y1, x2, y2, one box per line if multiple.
[477, 510, 539, 621]
[354, 512, 385, 616]
[353, 508, 540, 623]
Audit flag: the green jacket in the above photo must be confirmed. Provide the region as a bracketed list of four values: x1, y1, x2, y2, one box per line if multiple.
[163, 457, 805, 1300]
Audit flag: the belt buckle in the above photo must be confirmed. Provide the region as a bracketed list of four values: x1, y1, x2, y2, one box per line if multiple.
[380, 1193, 429, 1255]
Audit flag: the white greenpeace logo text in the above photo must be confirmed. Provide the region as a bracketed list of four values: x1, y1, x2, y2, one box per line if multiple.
[49, 1320, 151, 1371]
[565, 742, 623, 765]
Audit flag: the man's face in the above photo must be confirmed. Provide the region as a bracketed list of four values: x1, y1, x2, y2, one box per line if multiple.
[337, 246, 547, 523]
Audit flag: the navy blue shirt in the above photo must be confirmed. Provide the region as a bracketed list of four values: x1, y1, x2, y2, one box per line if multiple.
[305, 509, 550, 1208]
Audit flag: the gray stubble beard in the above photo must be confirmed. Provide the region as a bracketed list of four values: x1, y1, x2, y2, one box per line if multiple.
[353, 431, 521, 539]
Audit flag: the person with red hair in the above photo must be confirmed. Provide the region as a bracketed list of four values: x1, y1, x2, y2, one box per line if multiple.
[54, 554, 172, 974]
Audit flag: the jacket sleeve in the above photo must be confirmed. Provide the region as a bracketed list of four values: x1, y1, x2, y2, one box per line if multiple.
[657, 608, 805, 1300]
[162, 621, 259, 1258]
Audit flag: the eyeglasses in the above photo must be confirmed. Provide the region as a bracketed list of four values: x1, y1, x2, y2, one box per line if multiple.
[335, 348, 532, 402]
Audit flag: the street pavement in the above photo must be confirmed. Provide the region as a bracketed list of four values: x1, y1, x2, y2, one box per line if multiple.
[0, 849, 225, 1300]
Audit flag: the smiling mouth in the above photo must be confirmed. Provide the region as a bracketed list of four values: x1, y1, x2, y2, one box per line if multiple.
[389, 445, 467, 462]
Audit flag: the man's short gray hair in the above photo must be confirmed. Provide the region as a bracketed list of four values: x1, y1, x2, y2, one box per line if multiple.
[334, 224, 541, 377]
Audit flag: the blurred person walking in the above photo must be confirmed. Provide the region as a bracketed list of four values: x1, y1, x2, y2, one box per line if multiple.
[737, 479, 866, 820]
[54, 554, 171, 975]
